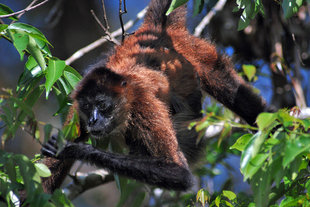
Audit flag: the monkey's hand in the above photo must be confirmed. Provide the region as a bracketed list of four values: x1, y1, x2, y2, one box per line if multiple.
[41, 136, 77, 160]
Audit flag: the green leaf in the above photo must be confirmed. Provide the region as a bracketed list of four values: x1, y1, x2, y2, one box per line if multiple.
[256, 112, 277, 131]
[45, 59, 66, 98]
[193, 0, 205, 15]
[8, 23, 50, 45]
[282, 0, 303, 18]
[11, 33, 29, 60]
[8, 23, 52, 56]
[215, 195, 221, 207]
[0, 3, 18, 20]
[251, 168, 272, 207]
[241, 153, 268, 180]
[51, 189, 74, 207]
[27, 36, 46, 71]
[0, 24, 8, 32]
[63, 66, 82, 89]
[12, 97, 34, 117]
[196, 189, 209, 207]
[24, 85, 45, 107]
[34, 163, 51, 177]
[166, 0, 189, 15]
[283, 136, 310, 167]
[222, 190, 236, 200]
[251, 131, 268, 158]
[302, 119, 310, 131]
[242, 64, 256, 81]
[230, 133, 252, 151]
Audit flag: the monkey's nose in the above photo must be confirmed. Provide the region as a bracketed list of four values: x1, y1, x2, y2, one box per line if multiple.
[88, 108, 99, 127]
[88, 117, 98, 127]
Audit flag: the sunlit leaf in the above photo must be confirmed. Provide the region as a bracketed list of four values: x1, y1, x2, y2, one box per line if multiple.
[223, 190, 236, 200]
[34, 163, 51, 177]
[283, 136, 310, 167]
[196, 189, 209, 207]
[242, 64, 256, 82]
[230, 133, 252, 151]
[256, 112, 277, 131]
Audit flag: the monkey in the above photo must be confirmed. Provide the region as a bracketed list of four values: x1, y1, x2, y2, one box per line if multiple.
[41, 0, 268, 193]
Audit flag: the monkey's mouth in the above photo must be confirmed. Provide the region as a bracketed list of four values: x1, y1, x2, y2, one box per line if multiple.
[89, 130, 108, 138]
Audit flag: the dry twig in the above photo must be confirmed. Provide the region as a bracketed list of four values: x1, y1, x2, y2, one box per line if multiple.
[0, 0, 49, 19]
[65, 6, 148, 65]
[194, 0, 227, 37]
[90, 9, 120, 45]
[119, 0, 128, 42]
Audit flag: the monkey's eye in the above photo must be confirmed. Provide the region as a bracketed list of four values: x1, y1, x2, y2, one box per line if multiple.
[81, 102, 91, 110]
[121, 81, 127, 87]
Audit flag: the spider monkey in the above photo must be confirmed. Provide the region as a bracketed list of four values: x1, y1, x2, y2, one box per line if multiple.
[41, 0, 268, 193]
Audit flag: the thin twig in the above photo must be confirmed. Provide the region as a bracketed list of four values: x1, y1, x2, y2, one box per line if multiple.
[17, 0, 39, 19]
[119, 0, 128, 42]
[101, 0, 109, 30]
[65, 6, 148, 65]
[194, 0, 227, 37]
[90, 9, 120, 45]
[0, 0, 49, 19]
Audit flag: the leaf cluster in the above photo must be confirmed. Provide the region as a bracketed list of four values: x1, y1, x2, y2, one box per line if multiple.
[167, 0, 307, 30]
[0, 3, 81, 206]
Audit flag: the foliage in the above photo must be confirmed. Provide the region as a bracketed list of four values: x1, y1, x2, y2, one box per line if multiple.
[190, 108, 310, 207]
[0, 3, 80, 206]
[167, 0, 307, 30]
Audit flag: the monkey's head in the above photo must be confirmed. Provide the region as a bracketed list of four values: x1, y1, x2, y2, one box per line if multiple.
[74, 67, 129, 138]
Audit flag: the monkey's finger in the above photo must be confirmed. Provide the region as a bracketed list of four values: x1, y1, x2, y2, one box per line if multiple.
[42, 143, 58, 153]
[41, 148, 57, 158]
[47, 137, 57, 146]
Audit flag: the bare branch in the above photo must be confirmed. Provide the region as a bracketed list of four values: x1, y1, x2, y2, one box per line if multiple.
[65, 6, 148, 65]
[194, 0, 227, 37]
[63, 169, 114, 200]
[90, 9, 120, 45]
[119, 0, 128, 42]
[17, 0, 39, 19]
[0, 0, 49, 19]
[101, 0, 109, 30]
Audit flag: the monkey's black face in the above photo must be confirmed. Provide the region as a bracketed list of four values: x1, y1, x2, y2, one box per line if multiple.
[78, 92, 125, 138]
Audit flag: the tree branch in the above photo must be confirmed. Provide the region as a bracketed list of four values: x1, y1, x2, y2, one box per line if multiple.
[0, 0, 49, 19]
[194, 0, 227, 37]
[90, 9, 120, 45]
[63, 169, 114, 200]
[65, 6, 147, 65]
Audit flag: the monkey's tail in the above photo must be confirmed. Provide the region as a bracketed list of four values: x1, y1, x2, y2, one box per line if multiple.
[144, 0, 186, 28]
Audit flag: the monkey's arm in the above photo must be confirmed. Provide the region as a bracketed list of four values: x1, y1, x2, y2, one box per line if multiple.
[41, 138, 193, 191]
[169, 31, 267, 125]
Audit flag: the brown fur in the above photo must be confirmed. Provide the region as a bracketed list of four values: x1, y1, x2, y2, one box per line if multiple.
[41, 0, 267, 193]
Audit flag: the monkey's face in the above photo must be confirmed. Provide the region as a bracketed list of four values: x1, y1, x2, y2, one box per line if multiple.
[77, 92, 127, 138]
[75, 67, 129, 139]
